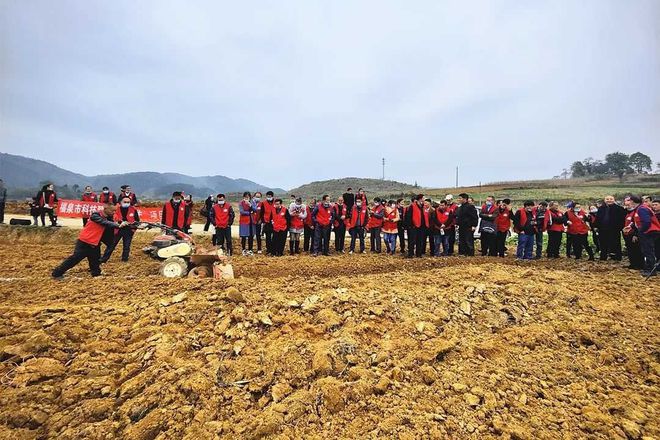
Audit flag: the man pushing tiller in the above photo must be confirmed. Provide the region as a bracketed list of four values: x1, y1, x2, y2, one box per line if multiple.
[52, 204, 131, 279]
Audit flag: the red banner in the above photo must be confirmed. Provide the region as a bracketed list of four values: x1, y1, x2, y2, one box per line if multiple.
[56, 199, 162, 222]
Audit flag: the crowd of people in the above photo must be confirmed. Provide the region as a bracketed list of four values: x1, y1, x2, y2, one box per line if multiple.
[17, 183, 658, 279]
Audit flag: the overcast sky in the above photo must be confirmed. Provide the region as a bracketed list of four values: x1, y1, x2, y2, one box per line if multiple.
[1, 0, 658, 190]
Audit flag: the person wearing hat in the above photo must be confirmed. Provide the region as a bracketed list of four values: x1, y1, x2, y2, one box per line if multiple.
[445, 194, 458, 255]
[455, 193, 478, 256]
[404, 194, 427, 258]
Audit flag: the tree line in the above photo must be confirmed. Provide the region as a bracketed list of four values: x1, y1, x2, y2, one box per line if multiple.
[565, 151, 655, 180]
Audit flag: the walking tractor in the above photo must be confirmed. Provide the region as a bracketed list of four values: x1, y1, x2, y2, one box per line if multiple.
[138, 222, 234, 279]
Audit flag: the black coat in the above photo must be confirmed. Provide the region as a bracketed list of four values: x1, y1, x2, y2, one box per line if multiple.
[456, 203, 479, 228]
[595, 203, 626, 230]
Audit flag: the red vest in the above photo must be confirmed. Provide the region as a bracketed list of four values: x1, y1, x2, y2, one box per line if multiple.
[633, 205, 660, 235]
[290, 208, 305, 230]
[481, 204, 497, 215]
[40, 192, 56, 207]
[262, 201, 275, 222]
[423, 208, 431, 228]
[367, 205, 384, 229]
[624, 210, 635, 236]
[272, 206, 288, 232]
[99, 192, 116, 204]
[315, 203, 333, 227]
[566, 210, 589, 235]
[212, 204, 232, 228]
[239, 200, 252, 225]
[304, 205, 315, 227]
[434, 208, 449, 230]
[514, 209, 536, 233]
[383, 207, 399, 232]
[333, 204, 347, 228]
[163, 201, 187, 229]
[114, 205, 138, 223]
[252, 202, 263, 224]
[545, 209, 564, 232]
[184, 201, 193, 226]
[410, 202, 423, 228]
[78, 218, 108, 246]
[348, 206, 368, 229]
[495, 208, 511, 232]
[82, 193, 97, 202]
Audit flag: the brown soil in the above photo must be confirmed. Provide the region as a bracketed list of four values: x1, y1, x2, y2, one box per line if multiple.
[0, 226, 658, 439]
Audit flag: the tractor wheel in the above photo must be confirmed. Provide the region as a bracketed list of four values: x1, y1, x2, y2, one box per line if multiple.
[159, 257, 189, 278]
[188, 265, 212, 278]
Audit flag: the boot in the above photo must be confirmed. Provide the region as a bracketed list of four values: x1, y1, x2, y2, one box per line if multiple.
[289, 241, 295, 255]
[294, 241, 300, 254]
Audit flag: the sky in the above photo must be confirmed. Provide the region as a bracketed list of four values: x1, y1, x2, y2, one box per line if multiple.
[1, 0, 659, 190]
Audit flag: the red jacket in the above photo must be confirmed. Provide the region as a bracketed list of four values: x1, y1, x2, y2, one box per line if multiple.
[304, 205, 315, 227]
[79, 216, 109, 246]
[82, 193, 98, 202]
[348, 205, 368, 229]
[99, 192, 116, 204]
[113, 205, 138, 223]
[239, 200, 253, 225]
[252, 201, 263, 224]
[262, 200, 275, 223]
[544, 209, 564, 232]
[495, 207, 511, 232]
[289, 205, 305, 230]
[367, 205, 384, 229]
[633, 204, 660, 235]
[433, 207, 450, 231]
[272, 206, 288, 232]
[39, 192, 57, 207]
[314, 203, 333, 227]
[566, 210, 589, 235]
[212, 203, 233, 228]
[383, 207, 400, 233]
[409, 202, 424, 229]
[163, 201, 188, 229]
[333, 204, 347, 228]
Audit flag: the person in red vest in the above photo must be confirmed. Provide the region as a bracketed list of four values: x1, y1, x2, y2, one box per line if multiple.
[100, 196, 140, 263]
[531, 201, 548, 259]
[622, 197, 643, 270]
[445, 194, 458, 255]
[494, 198, 512, 257]
[161, 192, 190, 232]
[98, 187, 117, 205]
[303, 198, 317, 253]
[382, 199, 400, 255]
[120, 185, 138, 206]
[356, 188, 368, 206]
[652, 199, 660, 263]
[405, 194, 427, 258]
[312, 195, 335, 256]
[288, 197, 306, 255]
[210, 193, 235, 255]
[239, 192, 256, 255]
[479, 195, 499, 256]
[367, 197, 385, 253]
[396, 199, 407, 254]
[251, 192, 264, 253]
[260, 191, 275, 254]
[544, 201, 565, 258]
[348, 197, 369, 254]
[423, 199, 434, 255]
[37, 183, 58, 226]
[513, 201, 536, 260]
[563, 201, 594, 260]
[270, 198, 290, 256]
[626, 195, 660, 276]
[333, 196, 348, 253]
[81, 185, 98, 226]
[431, 200, 452, 256]
[52, 204, 129, 279]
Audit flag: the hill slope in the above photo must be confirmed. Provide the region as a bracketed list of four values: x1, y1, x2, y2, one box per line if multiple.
[289, 177, 419, 199]
[0, 152, 285, 199]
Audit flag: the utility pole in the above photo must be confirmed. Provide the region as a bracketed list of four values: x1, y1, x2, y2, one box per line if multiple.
[455, 166, 459, 188]
[382, 158, 385, 180]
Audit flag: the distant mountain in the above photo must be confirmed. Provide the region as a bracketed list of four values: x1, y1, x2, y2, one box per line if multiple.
[288, 177, 420, 199]
[0, 152, 285, 199]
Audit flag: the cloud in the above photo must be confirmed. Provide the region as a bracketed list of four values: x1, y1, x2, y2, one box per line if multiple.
[1, 0, 658, 189]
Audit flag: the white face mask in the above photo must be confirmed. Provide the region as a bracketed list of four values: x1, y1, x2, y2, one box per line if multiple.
[574, 208, 580, 212]
[103, 190, 109, 194]
[121, 203, 130, 208]
[218, 200, 225, 205]
[254, 197, 260, 202]
[356, 203, 362, 207]
[267, 197, 273, 202]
